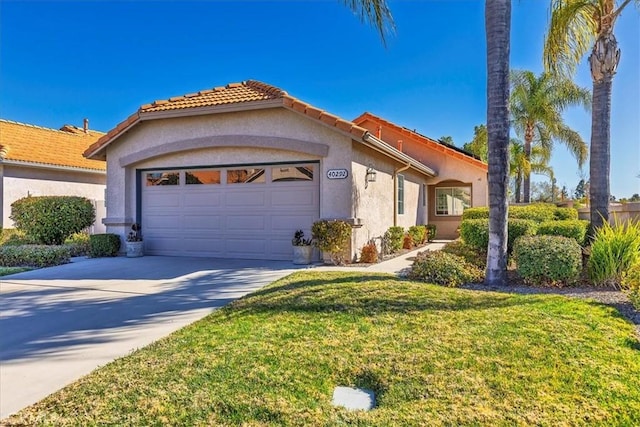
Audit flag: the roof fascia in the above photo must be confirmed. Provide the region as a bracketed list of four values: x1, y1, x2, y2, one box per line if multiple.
[362, 134, 437, 177]
[1, 159, 106, 175]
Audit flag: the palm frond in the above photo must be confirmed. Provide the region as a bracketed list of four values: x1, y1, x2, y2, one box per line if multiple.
[342, 0, 395, 46]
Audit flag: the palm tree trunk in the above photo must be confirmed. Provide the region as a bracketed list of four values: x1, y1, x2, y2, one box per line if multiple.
[589, 79, 612, 231]
[484, 0, 511, 286]
[523, 127, 533, 203]
[515, 169, 522, 203]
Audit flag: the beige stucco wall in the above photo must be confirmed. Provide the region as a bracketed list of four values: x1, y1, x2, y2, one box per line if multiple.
[2, 164, 106, 232]
[103, 108, 355, 245]
[577, 202, 640, 223]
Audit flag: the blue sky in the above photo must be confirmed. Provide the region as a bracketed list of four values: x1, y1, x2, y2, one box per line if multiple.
[1, 0, 638, 198]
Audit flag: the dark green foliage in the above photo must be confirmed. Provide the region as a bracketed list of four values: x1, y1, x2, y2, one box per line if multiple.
[426, 224, 437, 242]
[408, 225, 427, 245]
[311, 220, 352, 265]
[441, 240, 487, 269]
[622, 263, 640, 310]
[384, 226, 405, 253]
[89, 234, 121, 258]
[10, 196, 95, 245]
[0, 245, 71, 268]
[514, 236, 582, 286]
[461, 204, 578, 222]
[537, 220, 589, 245]
[461, 218, 537, 254]
[1, 229, 38, 246]
[461, 207, 489, 220]
[409, 250, 483, 287]
[64, 232, 91, 257]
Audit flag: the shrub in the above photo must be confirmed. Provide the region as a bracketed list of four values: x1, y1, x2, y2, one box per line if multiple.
[384, 226, 405, 254]
[442, 240, 487, 269]
[0, 245, 71, 268]
[10, 196, 95, 245]
[311, 220, 352, 265]
[621, 262, 640, 310]
[1, 229, 38, 246]
[408, 225, 427, 245]
[425, 224, 437, 242]
[359, 241, 378, 264]
[514, 235, 583, 286]
[553, 207, 579, 220]
[89, 234, 121, 258]
[64, 232, 91, 257]
[588, 219, 640, 287]
[402, 234, 414, 249]
[460, 218, 536, 253]
[461, 207, 488, 220]
[537, 220, 589, 245]
[409, 250, 483, 287]
[461, 204, 578, 222]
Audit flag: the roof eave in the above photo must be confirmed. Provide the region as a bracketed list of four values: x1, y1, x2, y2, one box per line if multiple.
[362, 134, 437, 178]
[1, 159, 106, 174]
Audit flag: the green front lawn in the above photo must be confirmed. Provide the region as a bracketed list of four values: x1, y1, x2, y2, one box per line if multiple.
[0, 266, 31, 276]
[6, 272, 640, 426]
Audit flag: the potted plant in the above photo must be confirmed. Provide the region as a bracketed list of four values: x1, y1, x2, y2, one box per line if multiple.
[292, 229, 313, 265]
[125, 223, 144, 258]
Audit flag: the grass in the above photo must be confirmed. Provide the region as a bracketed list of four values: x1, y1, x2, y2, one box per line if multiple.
[0, 266, 31, 276]
[5, 271, 640, 426]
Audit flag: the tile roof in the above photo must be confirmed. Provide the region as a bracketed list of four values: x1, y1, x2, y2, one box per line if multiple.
[0, 119, 106, 171]
[353, 112, 488, 170]
[84, 80, 369, 159]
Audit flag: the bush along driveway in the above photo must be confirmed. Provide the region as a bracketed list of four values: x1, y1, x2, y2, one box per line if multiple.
[5, 271, 640, 426]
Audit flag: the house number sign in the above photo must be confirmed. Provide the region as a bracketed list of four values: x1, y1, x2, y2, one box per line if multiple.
[326, 169, 348, 179]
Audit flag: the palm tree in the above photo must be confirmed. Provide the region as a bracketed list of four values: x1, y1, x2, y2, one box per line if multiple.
[510, 70, 590, 202]
[510, 139, 552, 203]
[342, 0, 395, 45]
[485, 0, 512, 286]
[544, 0, 636, 230]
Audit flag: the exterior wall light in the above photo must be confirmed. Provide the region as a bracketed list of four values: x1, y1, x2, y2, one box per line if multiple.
[366, 166, 377, 183]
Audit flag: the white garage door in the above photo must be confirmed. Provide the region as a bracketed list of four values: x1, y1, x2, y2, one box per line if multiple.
[141, 163, 319, 260]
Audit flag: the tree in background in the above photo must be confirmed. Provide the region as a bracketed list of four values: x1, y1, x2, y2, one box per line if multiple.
[510, 139, 552, 203]
[440, 136, 455, 145]
[509, 70, 590, 203]
[574, 178, 588, 199]
[463, 124, 489, 162]
[544, 0, 636, 230]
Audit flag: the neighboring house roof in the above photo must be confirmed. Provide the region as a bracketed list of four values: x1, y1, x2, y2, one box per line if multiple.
[353, 112, 488, 171]
[0, 119, 106, 172]
[82, 80, 437, 177]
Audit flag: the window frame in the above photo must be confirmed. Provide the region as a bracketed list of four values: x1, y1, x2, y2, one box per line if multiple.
[397, 174, 405, 215]
[435, 186, 471, 216]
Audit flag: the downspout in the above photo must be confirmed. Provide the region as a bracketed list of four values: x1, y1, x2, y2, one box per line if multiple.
[393, 163, 411, 226]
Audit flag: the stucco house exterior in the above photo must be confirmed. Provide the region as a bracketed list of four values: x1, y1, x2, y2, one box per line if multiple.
[84, 80, 487, 261]
[0, 119, 107, 232]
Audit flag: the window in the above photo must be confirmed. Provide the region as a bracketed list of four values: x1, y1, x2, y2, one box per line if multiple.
[145, 172, 179, 186]
[422, 183, 426, 207]
[227, 168, 265, 184]
[186, 170, 221, 185]
[435, 187, 471, 216]
[271, 165, 314, 182]
[397, 174, 405, 215]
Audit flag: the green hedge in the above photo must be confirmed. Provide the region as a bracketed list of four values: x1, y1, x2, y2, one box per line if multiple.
[537, 220, 589, 245]
[408, 225, 427, 245]
[64, 232, 91, 257]
[622, 262, 640, 310]
[89, 234, 121, 258]
[409, 250, 483, 287]
[459, 218, 537, 253]
[461, 204, 578, 222]
[0, 245, 71, 268]
[514, 235, 582, 286]
[1, 229, 38, 246]
[384, 226, 405, 254]
[441, 240, 487, 269]
[10, 196, 95, 245]
[426, 224, 437, 242]
[311, 220, 352, 265]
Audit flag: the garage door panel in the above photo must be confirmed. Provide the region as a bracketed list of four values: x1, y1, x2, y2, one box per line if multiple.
[141, 163, 319, 260]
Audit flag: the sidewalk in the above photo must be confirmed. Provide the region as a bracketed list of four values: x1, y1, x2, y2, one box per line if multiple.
[311, 240, 449, 275]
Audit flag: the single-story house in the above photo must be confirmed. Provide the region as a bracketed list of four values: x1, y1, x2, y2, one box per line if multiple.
[84, 80, 487, 260]
[0, 119, 107, 232]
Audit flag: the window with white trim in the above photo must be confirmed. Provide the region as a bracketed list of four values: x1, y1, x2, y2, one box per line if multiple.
[397, 174, 405, 215]
[435, 186, 471, 216]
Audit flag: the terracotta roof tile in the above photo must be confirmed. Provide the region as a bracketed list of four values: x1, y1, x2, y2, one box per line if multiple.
[0, 119, 106, 171]
[353, 112, 488, 170]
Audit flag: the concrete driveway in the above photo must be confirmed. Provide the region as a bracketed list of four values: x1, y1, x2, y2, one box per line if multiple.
[0, 256, 301, 419]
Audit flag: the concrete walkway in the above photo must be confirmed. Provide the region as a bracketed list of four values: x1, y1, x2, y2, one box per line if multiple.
[0, 242, 445, 419]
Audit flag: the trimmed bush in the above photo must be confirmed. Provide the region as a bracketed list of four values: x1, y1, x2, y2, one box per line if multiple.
[460, 218, 536, 253]
[621, 262, 640, 310]
[64, 232, 91, 257]
[402, 234, 414, 249]
[0, 245, 71, 268]
[384, 226, 405, 254]
[426, 224, 437, 242]
[408, 225, 427, 245]
[1, 229, 38, 246]
[553, 207, 579, 220]
[409, 250, 483, 287]
[588, 219, 640, 287]
[538, 220, 589, 245]
[89, 234, 121, 258]
[311, 220, 352, 265]
[461, 207, 488, 220]
[359, 241, 378, 264]
[10, 196, 95, 245]
[461, 204, 578, 222]
[441, 240, 487, 269]
[514, 235, 582, 286]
